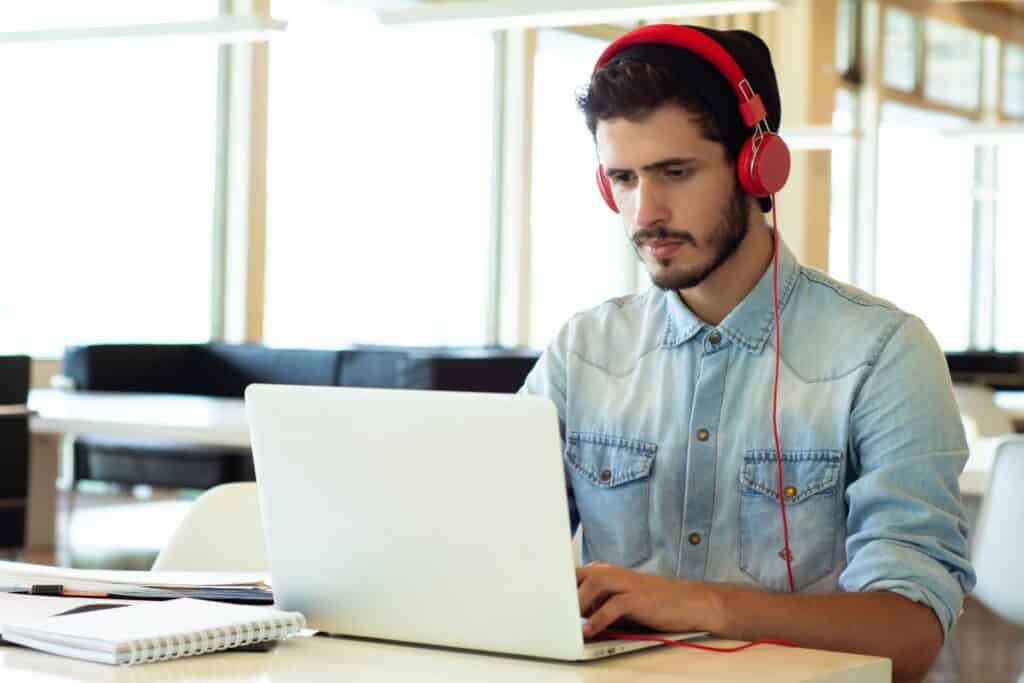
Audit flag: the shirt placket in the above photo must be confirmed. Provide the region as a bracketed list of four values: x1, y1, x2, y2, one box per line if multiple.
[676, 329, 729, 579]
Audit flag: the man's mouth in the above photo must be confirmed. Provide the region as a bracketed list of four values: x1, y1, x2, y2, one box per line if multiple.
[647, 240, 685, 260]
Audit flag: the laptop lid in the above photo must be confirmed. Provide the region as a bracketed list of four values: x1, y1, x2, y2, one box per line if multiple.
[246, 384, 588, 660]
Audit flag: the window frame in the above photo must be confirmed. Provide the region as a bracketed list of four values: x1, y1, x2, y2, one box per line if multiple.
[846, 1, 1024, 351]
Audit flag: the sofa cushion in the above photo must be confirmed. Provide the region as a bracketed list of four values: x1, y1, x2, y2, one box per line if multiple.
[198, 344, 342, 397]
[63, 345, 199, 394]
[401, 350, 538, 393]
[336, 348, 409, 388]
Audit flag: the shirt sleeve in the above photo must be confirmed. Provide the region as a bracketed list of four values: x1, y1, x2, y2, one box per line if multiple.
[518, 324, 577, 534]
[840, 315, 976, 639]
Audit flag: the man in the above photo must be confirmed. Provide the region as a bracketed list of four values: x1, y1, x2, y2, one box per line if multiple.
[520, 25, 974, 683]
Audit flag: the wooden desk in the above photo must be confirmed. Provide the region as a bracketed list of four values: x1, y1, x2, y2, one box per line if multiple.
[0, 630, 890, 682]
[25, 390, 248, 551]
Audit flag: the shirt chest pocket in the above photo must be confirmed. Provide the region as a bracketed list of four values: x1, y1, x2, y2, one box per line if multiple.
[739, 449, 842, 592]
[565, 432, 657, 568]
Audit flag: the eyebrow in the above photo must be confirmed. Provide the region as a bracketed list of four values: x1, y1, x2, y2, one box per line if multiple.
[604, 157, 699, 176]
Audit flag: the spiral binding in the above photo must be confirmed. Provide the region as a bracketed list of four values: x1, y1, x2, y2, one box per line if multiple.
[123, 613, 306, 665]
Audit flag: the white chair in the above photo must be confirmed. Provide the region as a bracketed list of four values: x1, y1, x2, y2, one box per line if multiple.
[152, 482, 268, 572]
[971, 437, 1024, 644]
[953, 384, 1017, 496]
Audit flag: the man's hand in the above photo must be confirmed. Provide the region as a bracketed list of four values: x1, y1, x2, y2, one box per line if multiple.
[576, 562, 944, 683]
[576, 562, 723, 639]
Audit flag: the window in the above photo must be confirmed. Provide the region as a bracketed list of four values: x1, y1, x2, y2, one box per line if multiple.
[923, 19, 982, 111]
[835, 0, 858, 79]
[528, 29, 636, 349]
[828, 89, 858, 283]
[263, 1, 495, 348]
[883, 8, 919, 92]
[874, 103, 973, 351]
[994, 141, 1024, 349]
[0, 1, 218, 356]
[1003, 44, 1024, 119]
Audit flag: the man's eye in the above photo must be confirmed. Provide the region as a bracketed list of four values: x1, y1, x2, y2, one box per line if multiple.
[610, 173, 634, 185]
[666, 167, 693, 179]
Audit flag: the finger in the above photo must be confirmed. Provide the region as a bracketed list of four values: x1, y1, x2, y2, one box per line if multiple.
[576, 564, 625, 614]
[577, 575, 617, 617]
[574, 562, 607, 586]
[583, 594, 632, 640]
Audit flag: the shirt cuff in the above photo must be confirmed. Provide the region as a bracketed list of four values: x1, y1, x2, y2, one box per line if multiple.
[840, 542, 969, 640]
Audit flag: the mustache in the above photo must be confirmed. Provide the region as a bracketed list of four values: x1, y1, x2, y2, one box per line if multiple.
[632, 226, 696, 248]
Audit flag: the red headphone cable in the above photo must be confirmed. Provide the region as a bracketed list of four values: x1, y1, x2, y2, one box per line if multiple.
[604, 633, 799, 652]
[771, 195, 796, 594]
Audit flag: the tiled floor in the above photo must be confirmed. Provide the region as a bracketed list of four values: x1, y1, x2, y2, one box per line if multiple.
[7, 488, 1024, 682]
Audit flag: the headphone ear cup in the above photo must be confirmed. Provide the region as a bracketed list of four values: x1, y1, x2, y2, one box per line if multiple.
[737, 133, 791, 197]
[595, 166, 619, 213]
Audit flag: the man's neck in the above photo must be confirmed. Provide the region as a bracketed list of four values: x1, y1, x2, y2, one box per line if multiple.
[678, 213, 775, 327]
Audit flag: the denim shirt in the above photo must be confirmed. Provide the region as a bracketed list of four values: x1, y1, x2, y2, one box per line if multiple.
[520, 238, 975, 638]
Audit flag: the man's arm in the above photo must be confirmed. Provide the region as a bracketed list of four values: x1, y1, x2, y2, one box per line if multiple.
[518, 323, 580, 533]
[577, 564, 941, 683]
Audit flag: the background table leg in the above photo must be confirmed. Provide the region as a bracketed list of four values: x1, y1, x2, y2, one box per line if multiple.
[26, 433, 60, 551]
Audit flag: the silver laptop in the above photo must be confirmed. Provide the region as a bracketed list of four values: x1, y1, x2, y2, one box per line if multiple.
[245, 384, 704, 660]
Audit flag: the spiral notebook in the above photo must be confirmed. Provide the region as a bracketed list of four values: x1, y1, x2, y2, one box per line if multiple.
[1, 598, 306, 665]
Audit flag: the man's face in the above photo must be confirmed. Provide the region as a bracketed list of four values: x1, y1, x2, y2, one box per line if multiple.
[596, 104, 750, 291]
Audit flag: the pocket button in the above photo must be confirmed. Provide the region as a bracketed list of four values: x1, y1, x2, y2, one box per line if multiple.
[783, 485, 797, 500]
[688, 533, 702, 546]
[599, 469, 612, 483]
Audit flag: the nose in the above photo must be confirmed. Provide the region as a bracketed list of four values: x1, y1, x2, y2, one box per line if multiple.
[632, 176, 670, 230]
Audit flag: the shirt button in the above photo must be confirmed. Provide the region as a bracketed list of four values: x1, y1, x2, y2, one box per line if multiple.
[696, 428, 710, 442]
[688, 533, 702, 546]
[783, 485, 797, 500]
[599, 469, 612, 483]
[708, 330, 721, 345]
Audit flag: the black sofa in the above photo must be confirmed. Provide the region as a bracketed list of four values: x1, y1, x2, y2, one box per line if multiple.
[62, 343, 540, 490]
[945, 351, 1024, 390]
[0, 355, 30, 549]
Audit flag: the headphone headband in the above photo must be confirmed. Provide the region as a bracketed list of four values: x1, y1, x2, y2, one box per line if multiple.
[593, 25, 767, 128]
[591, 23, 790, 208]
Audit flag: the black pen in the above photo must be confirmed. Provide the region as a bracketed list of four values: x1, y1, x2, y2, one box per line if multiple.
[29, 584, 114, 598]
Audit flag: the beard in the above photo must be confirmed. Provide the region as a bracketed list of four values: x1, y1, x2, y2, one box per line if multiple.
[632, 184, 750, 291]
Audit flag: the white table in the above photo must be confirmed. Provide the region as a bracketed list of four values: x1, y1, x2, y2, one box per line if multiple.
[25, 389, 248, 551]
[23, 387, 1001, 547]
[0, 629, 890, 683]
[957, 391, 1024, 497]
[994, 390, 1024, 423]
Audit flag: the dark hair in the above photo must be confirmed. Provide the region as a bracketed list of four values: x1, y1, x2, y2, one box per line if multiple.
[576, 61, 734, 162]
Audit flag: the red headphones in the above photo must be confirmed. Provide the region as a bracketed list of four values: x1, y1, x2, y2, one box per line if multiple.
[591, 24, 791, 213]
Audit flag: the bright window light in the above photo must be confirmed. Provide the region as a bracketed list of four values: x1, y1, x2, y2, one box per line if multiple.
[263, 1, 494, 348]
[0, 1, 217, 357]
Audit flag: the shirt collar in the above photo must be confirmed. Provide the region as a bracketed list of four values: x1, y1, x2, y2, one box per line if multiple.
[662, 234, 800, 354]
